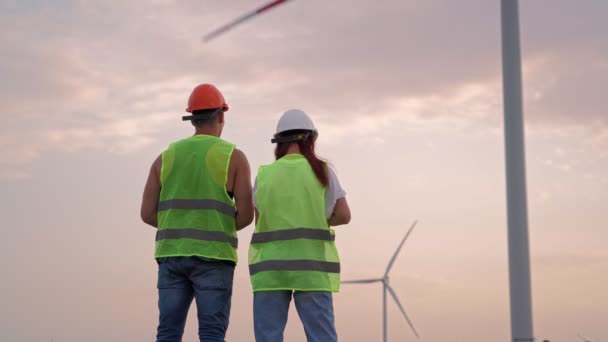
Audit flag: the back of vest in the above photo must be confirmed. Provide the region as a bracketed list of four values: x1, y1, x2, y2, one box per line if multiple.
[249, 154, 341, 292]
[156, 135, 238, 262]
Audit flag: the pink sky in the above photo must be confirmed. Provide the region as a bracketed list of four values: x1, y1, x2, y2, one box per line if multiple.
[1, 1, 607, 341]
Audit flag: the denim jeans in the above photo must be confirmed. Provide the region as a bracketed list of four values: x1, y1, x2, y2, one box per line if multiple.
[156, 256, 235, 342]
[253, 291, 337, 342]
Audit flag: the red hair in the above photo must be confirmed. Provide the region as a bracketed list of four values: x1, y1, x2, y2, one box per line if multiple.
[275, 135, 328, 187]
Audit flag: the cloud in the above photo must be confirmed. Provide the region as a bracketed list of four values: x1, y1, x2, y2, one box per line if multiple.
[525, 51, 608, 127]
[316, 78, 503, 144]
[0, 0, 606, 174]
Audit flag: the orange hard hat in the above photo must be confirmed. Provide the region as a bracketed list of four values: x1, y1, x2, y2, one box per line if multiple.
[185, 84, 229, 113]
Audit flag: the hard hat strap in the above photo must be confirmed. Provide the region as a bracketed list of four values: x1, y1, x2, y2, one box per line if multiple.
[271, 132, 311, 144]
[182, 108, 223, 121]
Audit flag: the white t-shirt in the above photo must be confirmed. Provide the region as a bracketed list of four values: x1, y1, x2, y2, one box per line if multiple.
[253, 165, 346, 219]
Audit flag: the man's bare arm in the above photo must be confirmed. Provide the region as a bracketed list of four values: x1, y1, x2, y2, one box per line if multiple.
[231, 149, 254, 230]
[141, 155, 162, 227]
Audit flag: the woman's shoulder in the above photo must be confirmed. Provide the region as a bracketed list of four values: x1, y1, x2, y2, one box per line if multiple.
[326, 163, 339, 178]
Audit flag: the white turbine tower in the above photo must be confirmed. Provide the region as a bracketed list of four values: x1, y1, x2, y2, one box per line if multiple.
[342, 220, 419, 342]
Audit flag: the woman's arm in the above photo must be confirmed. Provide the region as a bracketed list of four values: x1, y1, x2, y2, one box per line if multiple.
[328, 197, 351, 226]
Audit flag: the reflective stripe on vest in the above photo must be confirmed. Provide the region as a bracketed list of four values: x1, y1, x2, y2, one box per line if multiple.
[249, 260, 340, 275]
[249, 154, 340, 292]
[155, 135, 237, 262]
[157, 228, 238, 248]
[250, 227, 335, 244]
[158, 199, 236, 217]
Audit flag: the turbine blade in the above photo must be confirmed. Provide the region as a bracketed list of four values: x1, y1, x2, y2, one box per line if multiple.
[386, 284, 419, 338]
[203, 12, 257, 42]
[203, 0, 292, 42]
[341, 278, 383, 284]
[384, 220, 417, 277]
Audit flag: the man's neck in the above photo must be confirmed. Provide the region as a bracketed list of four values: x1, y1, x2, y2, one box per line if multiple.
[194, 126, 219, 137]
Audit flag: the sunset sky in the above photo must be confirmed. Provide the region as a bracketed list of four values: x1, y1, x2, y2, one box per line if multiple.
[1, 1, 606, 341]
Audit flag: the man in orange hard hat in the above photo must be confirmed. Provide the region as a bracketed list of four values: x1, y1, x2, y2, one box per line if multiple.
[141, 83, 254, 342]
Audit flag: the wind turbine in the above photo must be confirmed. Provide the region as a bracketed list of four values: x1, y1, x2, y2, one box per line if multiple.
[204, 1, 535, 341]
[342, 220, 419, 341]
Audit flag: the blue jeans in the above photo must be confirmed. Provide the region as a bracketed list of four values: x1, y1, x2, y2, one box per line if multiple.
[156, 256, 235, 342]
[253, 291, 337, 342]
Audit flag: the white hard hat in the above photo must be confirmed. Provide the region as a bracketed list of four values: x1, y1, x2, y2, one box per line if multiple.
[272, 109, 318, 143]
[275, 109, 317, 135]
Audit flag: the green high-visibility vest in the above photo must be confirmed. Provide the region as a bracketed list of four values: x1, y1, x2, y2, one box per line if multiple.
[249, 154, 340, 292]
[155, 135, 238, 262]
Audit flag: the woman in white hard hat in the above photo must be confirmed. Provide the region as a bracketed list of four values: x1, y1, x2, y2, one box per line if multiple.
[248, 109, 351, 342]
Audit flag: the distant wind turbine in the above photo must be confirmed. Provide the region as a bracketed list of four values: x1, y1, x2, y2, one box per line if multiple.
[342, 220, 419, 341]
